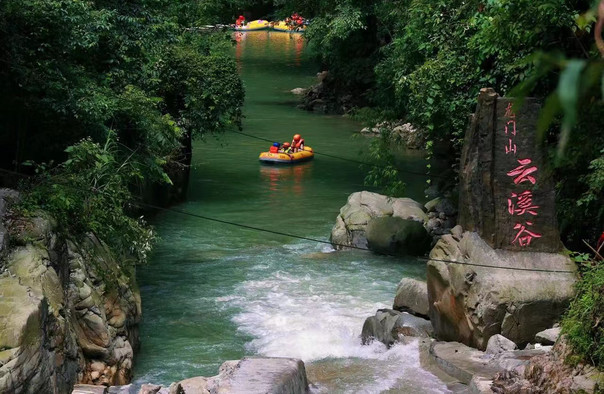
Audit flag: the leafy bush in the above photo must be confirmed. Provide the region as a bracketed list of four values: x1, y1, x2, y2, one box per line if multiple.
[562, 253, 604, 368]
[19, 134, 155, 265]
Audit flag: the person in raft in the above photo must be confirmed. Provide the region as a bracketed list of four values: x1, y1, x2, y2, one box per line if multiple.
[281, 142, 292, 154]
[291, 134, 305, 152]
[236, 15, 246, 26]
[269, 142, 280, 153]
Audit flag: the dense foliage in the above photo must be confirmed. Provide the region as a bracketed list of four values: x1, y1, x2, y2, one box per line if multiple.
[0, 0, 244, 263]
[277, 0, 602, 250]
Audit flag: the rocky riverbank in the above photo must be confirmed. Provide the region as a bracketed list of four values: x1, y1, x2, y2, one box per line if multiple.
[0, 190, 141, 393]
[331, 189, 601, 392]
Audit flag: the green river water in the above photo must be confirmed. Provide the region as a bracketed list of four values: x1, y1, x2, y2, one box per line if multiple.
[132, 31, 450, 393]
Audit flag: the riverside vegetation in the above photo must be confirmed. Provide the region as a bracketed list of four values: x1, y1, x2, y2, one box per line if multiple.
[0, 0, 603, 391]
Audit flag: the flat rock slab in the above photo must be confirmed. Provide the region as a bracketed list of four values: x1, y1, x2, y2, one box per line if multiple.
[430, 342, 500, 384]
[429, 341, 553, 387]
[215, 357, 308, 394]
[73, 384, 108, 394]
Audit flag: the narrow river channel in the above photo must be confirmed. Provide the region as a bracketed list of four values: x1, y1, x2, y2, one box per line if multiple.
[132, 31, 449, 393]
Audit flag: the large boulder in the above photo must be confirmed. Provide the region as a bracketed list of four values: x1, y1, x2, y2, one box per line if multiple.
[427, 231, 576, 350]
[393, 278, 429, 318]
[366, 217, 431, 256]
[330, 191, 427, 251]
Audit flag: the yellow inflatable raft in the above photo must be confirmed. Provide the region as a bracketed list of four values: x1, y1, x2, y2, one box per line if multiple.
[271, 21, 306, 33]
[259, 146, 314, 164]
[234, 19, 270, 31]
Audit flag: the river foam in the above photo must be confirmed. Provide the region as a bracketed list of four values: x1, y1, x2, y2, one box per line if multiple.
[220, 241, 449, 393]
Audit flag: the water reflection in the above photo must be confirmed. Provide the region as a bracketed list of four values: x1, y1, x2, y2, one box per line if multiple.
[259, 163, 313, 195]
[234, 31, 306, 67]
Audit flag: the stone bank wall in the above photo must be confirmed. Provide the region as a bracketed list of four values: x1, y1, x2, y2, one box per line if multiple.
[0, 190, 141, 394]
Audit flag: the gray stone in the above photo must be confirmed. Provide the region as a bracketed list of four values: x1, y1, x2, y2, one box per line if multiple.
[393, 278, 429, 317]
[534, 327, 561, 345]
[427, 231, 576, 350]
[485, 334, 517, 355]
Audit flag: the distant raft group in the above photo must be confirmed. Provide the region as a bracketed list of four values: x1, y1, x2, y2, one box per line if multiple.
[233, 13, 308, 32]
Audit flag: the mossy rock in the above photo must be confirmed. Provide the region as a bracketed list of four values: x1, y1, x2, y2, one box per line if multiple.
[366, 216, 431, 256]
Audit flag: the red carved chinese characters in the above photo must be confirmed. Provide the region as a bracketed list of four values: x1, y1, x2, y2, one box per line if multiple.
[512, 222, 542, 246]
[504, 103, 516, 118]
[504, 104, 517, 155]
[502, 102, 541, 247]
[508, 191, 540, 216]
[507, 158, 538, 185]
[505, 138, 517, 155]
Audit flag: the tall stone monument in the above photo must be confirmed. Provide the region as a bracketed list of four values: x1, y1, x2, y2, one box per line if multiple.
[427, 88, 577, 350]
[459, 88, 561, 252]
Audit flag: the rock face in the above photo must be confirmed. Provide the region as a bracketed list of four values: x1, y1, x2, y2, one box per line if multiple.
[426, 231, 576, 350]
[0, 202, 141, 393]
[141, 357, 309, 394]
[330, 191, 429, 254]
[393, 278, 429, 318]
